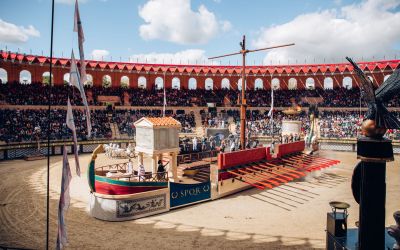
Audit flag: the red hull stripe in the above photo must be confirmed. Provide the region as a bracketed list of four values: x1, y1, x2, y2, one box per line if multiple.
[95, 181, 167, 195]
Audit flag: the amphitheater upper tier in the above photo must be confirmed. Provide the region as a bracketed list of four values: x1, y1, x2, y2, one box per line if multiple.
[0, 51, 399, 90]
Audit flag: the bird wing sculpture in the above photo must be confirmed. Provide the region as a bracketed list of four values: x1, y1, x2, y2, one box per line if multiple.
[346, 57, 400, 130]
[346, 57, 376, 104]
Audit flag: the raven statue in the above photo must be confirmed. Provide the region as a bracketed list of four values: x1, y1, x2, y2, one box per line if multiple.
[346, 57, 400, 138]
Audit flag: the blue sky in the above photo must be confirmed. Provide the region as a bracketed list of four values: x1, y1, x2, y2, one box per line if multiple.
[0, 0, 399, 65]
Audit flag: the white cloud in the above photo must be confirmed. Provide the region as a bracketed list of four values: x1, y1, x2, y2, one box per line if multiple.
[138, 0, 231, 44]
[252, 0, 400, 64]
[220, 20, 232, 32]
[0, 19, 40, 44]
[129, 49, 218, 65]
[91, 49, 110, 60]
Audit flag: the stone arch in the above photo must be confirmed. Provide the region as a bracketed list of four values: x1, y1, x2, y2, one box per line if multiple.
[138, 76, 147, 89]
[306, 77, 315, 89]
[103, 75, 112, 88]
[21, 70, 32, 84]
[0, 68, 7, 83]
[63, 73, 70, 84]
[121, 76, 129, 88]
[343, 76, 352, 89]
[188, 77, 197, 90]
[172, 77, 180, 90]
[238, 78, 246, 90]
[42, 71, 52, 85]
[85, 74, 93, 86]
[324, 77, 333, 89]
[155, 76, 164, 89]
[221, 78, 230, 89]
[254, 78, 263, 90]
[271, 78, 280, 89]
[288, 78, 297, 90]
[205, 78, 213, 90]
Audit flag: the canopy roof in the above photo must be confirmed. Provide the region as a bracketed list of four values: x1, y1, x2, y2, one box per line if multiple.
[1, 51, 399, 75]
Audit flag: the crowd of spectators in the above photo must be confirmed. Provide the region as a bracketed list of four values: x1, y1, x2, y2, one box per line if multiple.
[5, 82, 400, 108]
[0, 109, 111, 143]
[91, 87, 125, 105]
[1, 107, 399, 143]
[1, 82, 400, 143]
[223, 110, 400, 140]
[0, 83, 85, 106]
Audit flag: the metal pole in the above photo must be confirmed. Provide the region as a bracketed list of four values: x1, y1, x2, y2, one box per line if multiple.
[163, 71, 166, 117]
[46, 0, 55, 249]
[240, 44, 246, 149]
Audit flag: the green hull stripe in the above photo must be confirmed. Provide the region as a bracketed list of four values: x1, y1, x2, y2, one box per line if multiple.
[88, 160, 96, 192]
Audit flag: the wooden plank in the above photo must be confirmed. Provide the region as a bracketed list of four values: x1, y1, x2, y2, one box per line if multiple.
[252, 164, 294, 181]
[281, 158, 318, 171]
[262, 162, 306, 177]
[237, 168, 281, 186]
[227, 170, 272, 189]
[300, 153, 340, 163]
[287, 155, 330, 168]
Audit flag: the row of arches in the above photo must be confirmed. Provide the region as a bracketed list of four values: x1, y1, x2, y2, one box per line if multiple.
[0, 68, 392, 90]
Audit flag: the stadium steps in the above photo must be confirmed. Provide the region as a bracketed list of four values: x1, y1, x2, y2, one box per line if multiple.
[192, 168, 210, 182]
[194, 112, 204, 137]
[123, 91, 130, 106]
[86, 89, 94, 104]
[110, 123, 121, 139]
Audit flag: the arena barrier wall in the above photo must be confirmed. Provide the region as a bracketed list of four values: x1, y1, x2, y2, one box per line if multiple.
[2, 138, 400, 161]
[0, 139, 132, 160]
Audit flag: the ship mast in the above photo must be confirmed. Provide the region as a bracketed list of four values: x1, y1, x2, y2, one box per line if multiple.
[209, 36, 294, 149]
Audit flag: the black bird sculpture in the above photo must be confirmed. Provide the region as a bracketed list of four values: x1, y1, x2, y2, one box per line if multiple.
[346, 57, 400, 138]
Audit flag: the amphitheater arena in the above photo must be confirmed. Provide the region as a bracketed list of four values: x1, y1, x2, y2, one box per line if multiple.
[0, 51, 400, 249]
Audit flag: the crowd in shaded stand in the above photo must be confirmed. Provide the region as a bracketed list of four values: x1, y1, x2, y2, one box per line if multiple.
[0, 109, 111, 143]
[0, 83, 85, 105]
[5, 82, 400, 107]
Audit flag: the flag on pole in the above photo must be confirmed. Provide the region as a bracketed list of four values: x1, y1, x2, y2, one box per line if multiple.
[56, 147, 72, 250]
[268, 88, 274, 118]
[70, 50, 92, 138]
[66, 97, 80, 176]
[74, 0, 87, 84]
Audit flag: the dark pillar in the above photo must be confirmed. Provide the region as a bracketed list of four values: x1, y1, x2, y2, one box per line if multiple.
[358, 161, 386, 249]
[357, 137, 393, 249]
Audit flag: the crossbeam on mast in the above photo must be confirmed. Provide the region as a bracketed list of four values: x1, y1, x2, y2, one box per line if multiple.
[208, 35, 294, 149]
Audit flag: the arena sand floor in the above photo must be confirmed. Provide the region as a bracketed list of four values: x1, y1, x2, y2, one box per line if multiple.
[0, 150, 399, 249]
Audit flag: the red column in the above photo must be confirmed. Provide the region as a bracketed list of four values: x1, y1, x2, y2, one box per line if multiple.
[130, 73, 138, 89]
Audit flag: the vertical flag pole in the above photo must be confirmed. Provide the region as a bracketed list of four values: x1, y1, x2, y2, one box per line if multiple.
[46, 0, 55, 249]
[163, 71, 166, 117]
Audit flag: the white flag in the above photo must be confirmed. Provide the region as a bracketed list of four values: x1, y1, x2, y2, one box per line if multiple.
[56, 147, 72, 250]
[74, 0, 87, 84]
[70, 50, 92, 138]
[163, 85, 166, 117]
[268, 88, 274, 117]
[66, 97, 80, 176]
